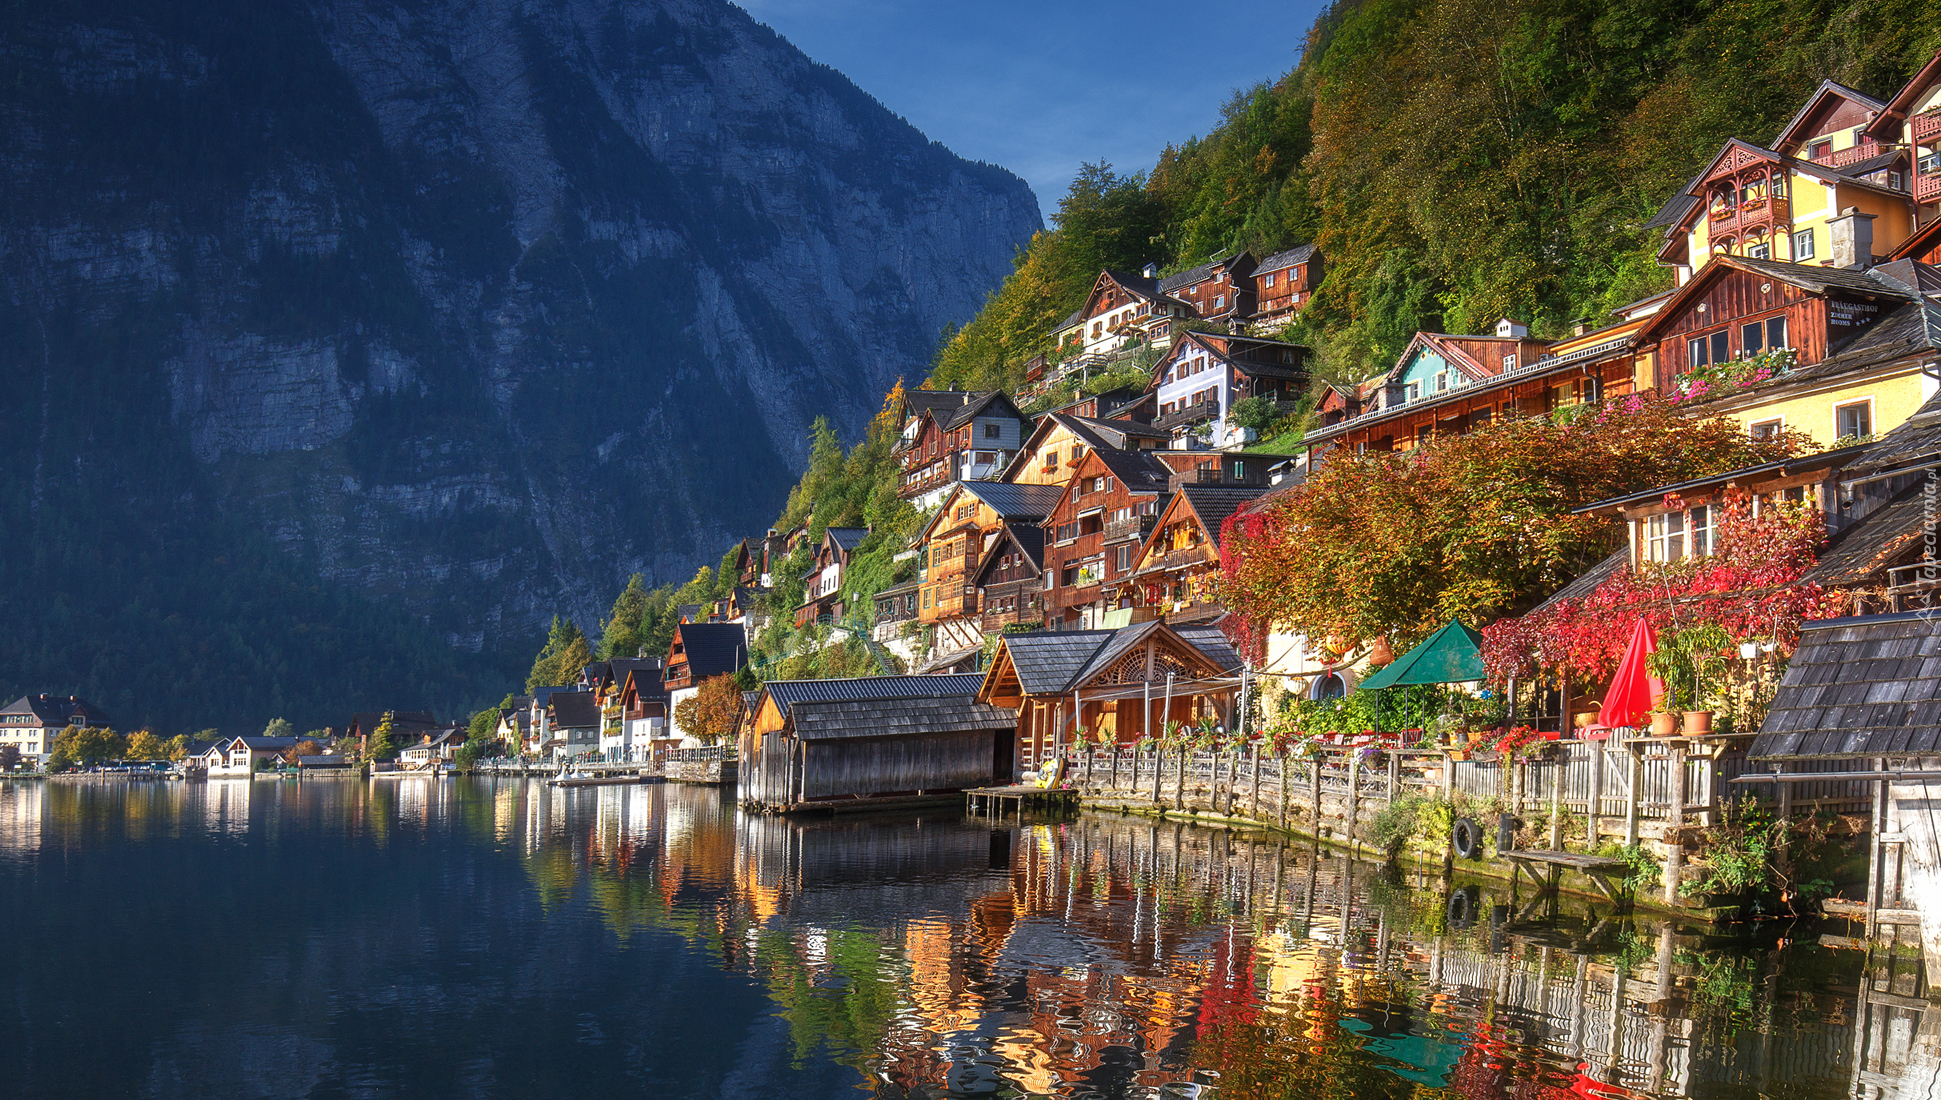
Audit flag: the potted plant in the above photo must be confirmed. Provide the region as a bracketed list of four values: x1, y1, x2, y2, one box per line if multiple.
[1649, 622, 1732, 737]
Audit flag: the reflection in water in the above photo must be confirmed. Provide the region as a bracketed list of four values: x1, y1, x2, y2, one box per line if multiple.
[0, 778, 1924, 1099]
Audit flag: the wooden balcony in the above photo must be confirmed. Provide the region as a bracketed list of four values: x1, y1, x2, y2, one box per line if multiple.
[1813, 139, 1883, 168]
[1135, 548, 1212, 577]
[1708, 196, 1790, 241]
[1103, 514, 1156, 544]
[1914, 108, 1941, 143]
[1919, 170, 1941, 204]
[1153, 402, 1217, 431]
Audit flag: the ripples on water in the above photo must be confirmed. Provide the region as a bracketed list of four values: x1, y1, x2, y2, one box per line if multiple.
[0, 777, 1925, 1100]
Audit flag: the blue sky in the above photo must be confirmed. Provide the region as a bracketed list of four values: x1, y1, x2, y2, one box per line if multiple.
[735, 0, 1326, 222]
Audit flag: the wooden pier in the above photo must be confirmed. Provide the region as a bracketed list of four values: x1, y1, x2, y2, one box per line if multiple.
[966, 784, 1078, 821]
[1502, 849, 1632, 909]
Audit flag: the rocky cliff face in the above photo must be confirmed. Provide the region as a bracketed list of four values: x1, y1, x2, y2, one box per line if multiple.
[0, 0, 1040, 683]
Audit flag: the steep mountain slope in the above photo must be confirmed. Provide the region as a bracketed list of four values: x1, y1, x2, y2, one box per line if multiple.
[0, 0, 1039, 730]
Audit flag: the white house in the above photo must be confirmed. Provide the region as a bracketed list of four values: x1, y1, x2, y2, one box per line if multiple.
[203, 735, 301, 777]
[0, 694, 112, 765]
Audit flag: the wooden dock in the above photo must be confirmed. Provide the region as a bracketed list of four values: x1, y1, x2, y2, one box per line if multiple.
[1501, 849, 1632, 909]
[966, 785, 1079, 821]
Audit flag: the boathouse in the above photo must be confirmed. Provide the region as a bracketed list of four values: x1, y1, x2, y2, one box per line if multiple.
[739, 673, 1016, 812]
[978, 620, 1242, 775]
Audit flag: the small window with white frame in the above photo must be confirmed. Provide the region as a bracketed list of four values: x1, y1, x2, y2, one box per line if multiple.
[1749, 418, 1783, 441]
[1792, 228, 1815, 260]
[1642, 506, 1715, 563]
[1836, 400, 1873, 440]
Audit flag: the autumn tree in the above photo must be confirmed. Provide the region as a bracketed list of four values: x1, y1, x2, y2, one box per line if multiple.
[125, 730, 166, 760]
[283, 740, 322, 765]
[262, 717, 294, 739]
[674, 674, 744, 746]
[46, 726, 126, 770]
[164, 734, 191, 762]
[0, 744, 19, 772]
[363, 713, 397, 764]
[526, 616, 594, 692]
[1219, 397, 1817, 649]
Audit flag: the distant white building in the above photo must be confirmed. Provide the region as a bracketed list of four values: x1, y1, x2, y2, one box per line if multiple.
[202, 736, 301, 777]
[0, 694, 112, 766]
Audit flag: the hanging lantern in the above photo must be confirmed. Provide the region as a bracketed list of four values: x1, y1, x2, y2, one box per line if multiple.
[1369, 635, 1395, 666]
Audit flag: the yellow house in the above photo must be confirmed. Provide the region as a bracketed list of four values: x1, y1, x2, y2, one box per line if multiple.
[1003, 411, 1165, 487]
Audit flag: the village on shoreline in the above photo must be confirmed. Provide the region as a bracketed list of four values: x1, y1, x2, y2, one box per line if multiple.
[8, 52, 1941, 976]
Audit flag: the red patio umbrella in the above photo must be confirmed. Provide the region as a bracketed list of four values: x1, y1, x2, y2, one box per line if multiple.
[1598, 618, 1664, 730]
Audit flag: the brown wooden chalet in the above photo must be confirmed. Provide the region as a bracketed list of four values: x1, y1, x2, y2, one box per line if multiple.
[796, 526, 869, 627]
[1005, 412, 1168, 488]
[972, 523, 1046, 634]
[1149, 331, 1309, 447]
[1250, 244, 1319, 329]
[977, 620, 1243, 773]
[894, 390, 1030, 504]
[1304, 319, 1614, 460]
[915, 481, 1066, 651]
[1042, 386, 1156, 424]
[1052, 268, 1195, 360]
[1129, 484, 1269, 625]
[614, 660, 669, 724]
[1040, 449, 1175, 630]
[1158, 252, 1256, 326]
[663, 621, 747, 692]
[1863, 51, 1941, 215]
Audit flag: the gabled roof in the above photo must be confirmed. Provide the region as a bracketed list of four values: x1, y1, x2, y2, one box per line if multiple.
[1156, 329, 1309, 384]
[1634, 254, 1914, 348]
[1173, 625, 1243, 671]
[1873, 50, 1941, 131]
[549, 690, 600, 729]
[1749, 611, 1941, 760]
[940, 390, 1027, 430]
[615, 660, 666, 699]
[1173, 486, 1269, 548]
[231, 735, 301, 751]
[789, 697, 1015, 740]
[668, 622, 747, 679]
[1006, 413, 1168, 482]
[973, 523, 1046, 585]
[763, 673, 987, 716]
[992, 631, 1118, 695]
[1772, 79, 1886, 151]
[1803, 479, 1932, 587]
[0, 694, 112, 727]
[903, 389, 974, 421]
[825, 527, 869, 554]
[956, 480, 1067, 520]
[1158, 251, 1252, 293]
[1255, 244, 1316, 273]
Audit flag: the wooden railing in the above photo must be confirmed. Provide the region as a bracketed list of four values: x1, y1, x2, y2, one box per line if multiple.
[1918, 170, 1941, 203]
[1913, 107, 1941, 143]
[1812, 139, 1883, 168]
[1102, 514, 1155, 543]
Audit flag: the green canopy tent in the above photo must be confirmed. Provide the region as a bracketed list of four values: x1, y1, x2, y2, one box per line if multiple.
[1355, 620, 1486, 689]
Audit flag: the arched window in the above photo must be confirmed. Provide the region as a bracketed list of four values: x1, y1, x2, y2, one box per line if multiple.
[1311, 671, 1351, 700]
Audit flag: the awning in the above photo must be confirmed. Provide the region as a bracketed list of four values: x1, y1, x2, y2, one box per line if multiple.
[1356, 621, 1486, 689]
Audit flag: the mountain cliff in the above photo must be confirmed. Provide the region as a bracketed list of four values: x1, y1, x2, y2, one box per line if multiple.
[0, 0, 1040, 729]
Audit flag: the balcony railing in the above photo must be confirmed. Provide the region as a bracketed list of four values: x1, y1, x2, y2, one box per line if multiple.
[1103, 515, 1156, 543]
[1813, 139, 1883, 168]
[1134, 547, 1212, 577]
[1153, 402, 1217, 431]
[1919, 171, 1941, 203]
[1914, 108, 1941, 143]
[1708, 196, 1790, 240]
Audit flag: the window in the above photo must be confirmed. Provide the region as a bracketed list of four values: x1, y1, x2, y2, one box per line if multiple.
[1750, 418, 1783, 441]
[1075, 560, 1104, 587]
[1837, 401, 1873, 440]
[983, 422, 1000, 440]
[1502, 354, 1516, 371]
[1230, 460, 1246, 479]
[1213, 295, 1225, 309]
[1434, 371, 1449, 393]
[1741, 321, 1765, 356]
[1689, 505, 1713, 557]
[1749, 242, 1770, 260]
[1115, 545, 1133, 572]
[1644, 511, 1686, 562]
[1809, 139, 1831, 160]
[1688, 329, 1729, 368]
[1792, 228, 1815, 260]
[1767, 315, 1787, 350]
[1405, 383, 1421, 402]
[1921, 151, 1941, 175]
[922, 589, 932, 610]
[1890, 171, 1904, 191]
[1263, 271, 1277, 287]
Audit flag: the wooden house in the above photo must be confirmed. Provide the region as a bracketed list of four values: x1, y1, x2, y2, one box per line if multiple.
[977, 620, 1242, 775]
[1864, 50, 1941, 221]
[1057, 268, 1195, 360]
[203, 735, 302, 776]
[1303, 318, 1639, 460]
[1249, 244, 1319, 330]
[1042, 387, 1155, 424]
[1129, 484, 1269, 625]
[1148, 331, 1309, 450]
[796, 526, 869, 627]
[1004, 412, 1167, 487]
[914, 480, 1065, 652]
[893, 391, 1031, 506]
[1040, 448, 1176, 630]
[399, 726, 466, 768]
[664, 621, 747, 741]
[346, 711, 438, 757]
[1632, 255, 1937, 444]
[1158, 252, 1256, 327]
[598, 658, 666, 752]
[973, 524, 1046, 635]
[738, 673, 1015, 812]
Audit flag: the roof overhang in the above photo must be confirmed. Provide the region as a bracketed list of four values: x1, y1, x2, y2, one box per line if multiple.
[1573, 444, 1872, 517]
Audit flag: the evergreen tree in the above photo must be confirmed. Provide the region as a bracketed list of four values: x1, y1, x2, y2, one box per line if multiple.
[597, 575, 650, 659]
[364, 712, 396, 763]
[526, 616, 593, 691]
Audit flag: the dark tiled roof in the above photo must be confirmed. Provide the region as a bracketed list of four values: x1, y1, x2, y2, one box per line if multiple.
[999, 631, 1117, 695]
[1726, 255, 1915, 299]
[0, 694, 112, 727]
[763, 673, 987, 716]
[874, 578, 922, 599]
[1179, 486, 1269, 547]
[1160, 259, 1222, 293]
[1005, 525, 1045, 571]
[1772, 80, 1886, 148]
[790, 697, 1016, 741]
[1174, 625, 1243, 671]
[1750, 612, 1941, 759]
[1070, 620, 1168, 685]
[1803, 481, 1933, 586]
[549, 691, 600, 729]
[1839, 389, 1941, 482]
[1644, 190, 1700, 231]
[1256, 244, 1315, 272]
[1101, 268, 1166, 300]
[349, 711, 438, 738]
[1709, 297, 1941, 401]
[941, 391, 1024, 430]
[913, 646, 984, 675]
[610, 659, 664, 697]
[670, 623, 747, 679]
[960, 481, 1067, 520]
[1066, 415, 1169, 443]
[905, 390, 973, 418]
[827, 527, 870, 554]
[234, 736, 301, 750]
[1091, 449, 1173, 493]
[1832, 150, 1905, 179]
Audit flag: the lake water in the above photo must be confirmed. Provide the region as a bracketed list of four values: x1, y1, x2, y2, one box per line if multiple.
[0, 777, 1925, 1099]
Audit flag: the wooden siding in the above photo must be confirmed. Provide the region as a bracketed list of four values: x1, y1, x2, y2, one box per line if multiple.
[1317, 356, 1636, 455]
[1041, 455, 1162, 626]
[745, 730, 1004, 808]
[1645, 269, 1831, 388]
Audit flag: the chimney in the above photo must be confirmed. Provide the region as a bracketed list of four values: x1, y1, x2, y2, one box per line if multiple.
[1494, 317, 1529, 339]
[1571, 317, 1592, 337]
[1142, 262, 1159, 279]
[1829, 208, 1877, 268]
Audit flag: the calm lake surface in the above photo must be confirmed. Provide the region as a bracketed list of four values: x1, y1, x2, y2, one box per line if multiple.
[0, 777, 1923, 1100]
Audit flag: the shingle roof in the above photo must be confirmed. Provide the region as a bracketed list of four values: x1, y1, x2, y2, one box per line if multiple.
[549, 691, 600, 729]
[1726, 255, 1915, 298]
[1838, 387, 1941, 482]
[999, 631, 1118, 695]
[1065, 414, 1169, 443]
[1803, 480, 1933, 587]
[1091, 449, 1173, 492]
[941, 391, 1024, 430]
[1159, 259, 1222, 293]
[1749, 612, 1941, 759]
[1178, 486, 1269, 546]
[1174, 625, 1243, 671]
[1772, 79, 1887, 149]
[1070, 619, 1168, 685]
[763, 673, 987, 716]
[671, 622, 747, 679]
[789, 697, 1017, 740]
[611, 659, 664, 697]
[827, 527, 870, 554]
[1256, 244, 1315, 272]
[958, 481, 1067, 520]
[1687, 295, 1941, 411]
[905, 390, 973, 419]
[234, 736, 302, 750]
[1525, 550, 1629, 616]
[0, 694, 112, 727]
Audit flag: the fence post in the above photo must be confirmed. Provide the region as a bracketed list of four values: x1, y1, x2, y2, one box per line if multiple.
[1278, 755, 1289, 830]
[1175, 746, 1187, 811]
[1152, 748, 1164, 807]
[1624, 748, 1642, 848]
[1662, 741, 1687, 907]
[1587, 743, 1605, 848]
[1549, 756, 1563, 850]
[1347, 751, 1361, 856]
[1441, 753, 1456, 868]
[1311, 757, 1322, 840]
[1251, 748, 1263, 820]
[1386, 752, 1399, 805]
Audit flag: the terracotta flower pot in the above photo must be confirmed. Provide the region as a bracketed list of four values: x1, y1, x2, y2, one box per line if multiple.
[1683, 710, 1713, 736]
[1649, 712, 1678, 737]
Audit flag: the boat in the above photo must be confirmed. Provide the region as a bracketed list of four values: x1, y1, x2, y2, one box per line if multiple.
[547, 770, 641, 788]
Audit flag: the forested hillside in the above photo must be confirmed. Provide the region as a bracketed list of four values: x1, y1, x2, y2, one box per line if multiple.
[932, 0, 1941, 392]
